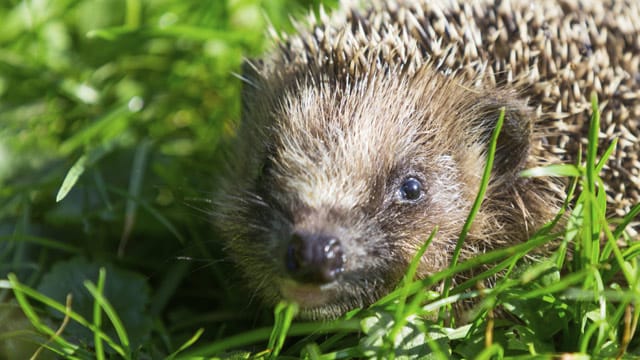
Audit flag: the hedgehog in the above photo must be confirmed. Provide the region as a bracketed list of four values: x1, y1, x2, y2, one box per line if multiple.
[215, 0, 640, 320]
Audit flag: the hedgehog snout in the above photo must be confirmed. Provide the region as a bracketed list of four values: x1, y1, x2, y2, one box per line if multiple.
[285, 231, 345, 284]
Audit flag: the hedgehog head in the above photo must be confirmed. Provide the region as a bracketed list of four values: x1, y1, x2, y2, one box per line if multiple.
[216, 62, 540, 319]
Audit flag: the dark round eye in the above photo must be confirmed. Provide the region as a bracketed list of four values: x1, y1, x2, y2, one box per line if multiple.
[399, 177, 423, 201]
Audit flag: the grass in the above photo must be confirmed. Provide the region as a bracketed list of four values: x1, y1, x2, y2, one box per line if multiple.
[0, 0, 638, 359]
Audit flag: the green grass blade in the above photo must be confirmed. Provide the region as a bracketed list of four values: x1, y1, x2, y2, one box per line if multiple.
[92, 268, 106, 360]
[178, 327, 273, 358]
[118, 139, 152, 256]
[613, 203, 640, 239]
[440, 107, 505, 322]
[544, 266, 595, 301]
[582, 93, 601, 267]
[5, 275, 81, 358]
[56, 155, 87, 202]
[0, 234, 81, 253]
[595, 137, 618, 173]
[84, 280, 131, 359]
[3, 275, 124, 357]
[390, 227, 438, 335]
[520, 164, 581, 178]
[378, 228, 556, 306]
[586, 93, 600, 199]
[56, 130, 134, 202]
[450, 107, 505, 268]
[452, 250, 523, 294]
[166, 328, 205, 360]
[600, 216, 634, 285]
[177, 321, 360, 358]
[267, 301, 298, 358]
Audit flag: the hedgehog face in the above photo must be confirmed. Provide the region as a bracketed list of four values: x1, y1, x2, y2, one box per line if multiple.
[217, 64, 537, 319]
[245, 142, 472, 319]
[250, 121, 472, 318]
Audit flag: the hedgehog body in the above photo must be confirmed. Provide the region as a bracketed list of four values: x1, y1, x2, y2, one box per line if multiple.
[217, 0, 640, 319]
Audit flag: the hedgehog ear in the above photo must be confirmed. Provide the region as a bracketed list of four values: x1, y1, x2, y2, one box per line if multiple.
[475, 95, 533, 176]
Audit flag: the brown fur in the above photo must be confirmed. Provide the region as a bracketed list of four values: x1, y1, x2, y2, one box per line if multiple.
[215, 0, 639, 319]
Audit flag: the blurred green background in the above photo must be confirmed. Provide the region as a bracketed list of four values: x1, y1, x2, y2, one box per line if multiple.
[0, 0, 335, 357]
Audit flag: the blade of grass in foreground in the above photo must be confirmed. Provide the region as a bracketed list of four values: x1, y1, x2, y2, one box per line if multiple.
[377, 229, 557, 307]
[3, 274, 128, 358]
[92, 269, 106, 360]
[267, 301, 298, 358]
[165, 328, 204, 360]
[612, 203, 640, 240]
[440, 107, 505, 324]
[391, 227, 438, 328]
[582, 93, 602, 267]
[3, 276, 83, 358]
[380, 228, 443, 358]
[84, 277, 132, 359]
[177, 320, 361, 358]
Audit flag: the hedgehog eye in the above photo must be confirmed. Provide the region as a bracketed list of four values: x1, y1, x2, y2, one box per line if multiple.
[398, 177, 423, 201]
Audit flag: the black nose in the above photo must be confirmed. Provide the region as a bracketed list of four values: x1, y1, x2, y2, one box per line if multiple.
[285, 232, 345, 284]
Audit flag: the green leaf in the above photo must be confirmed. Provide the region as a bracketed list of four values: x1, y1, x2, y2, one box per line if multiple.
[56, 155, 87, 202]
